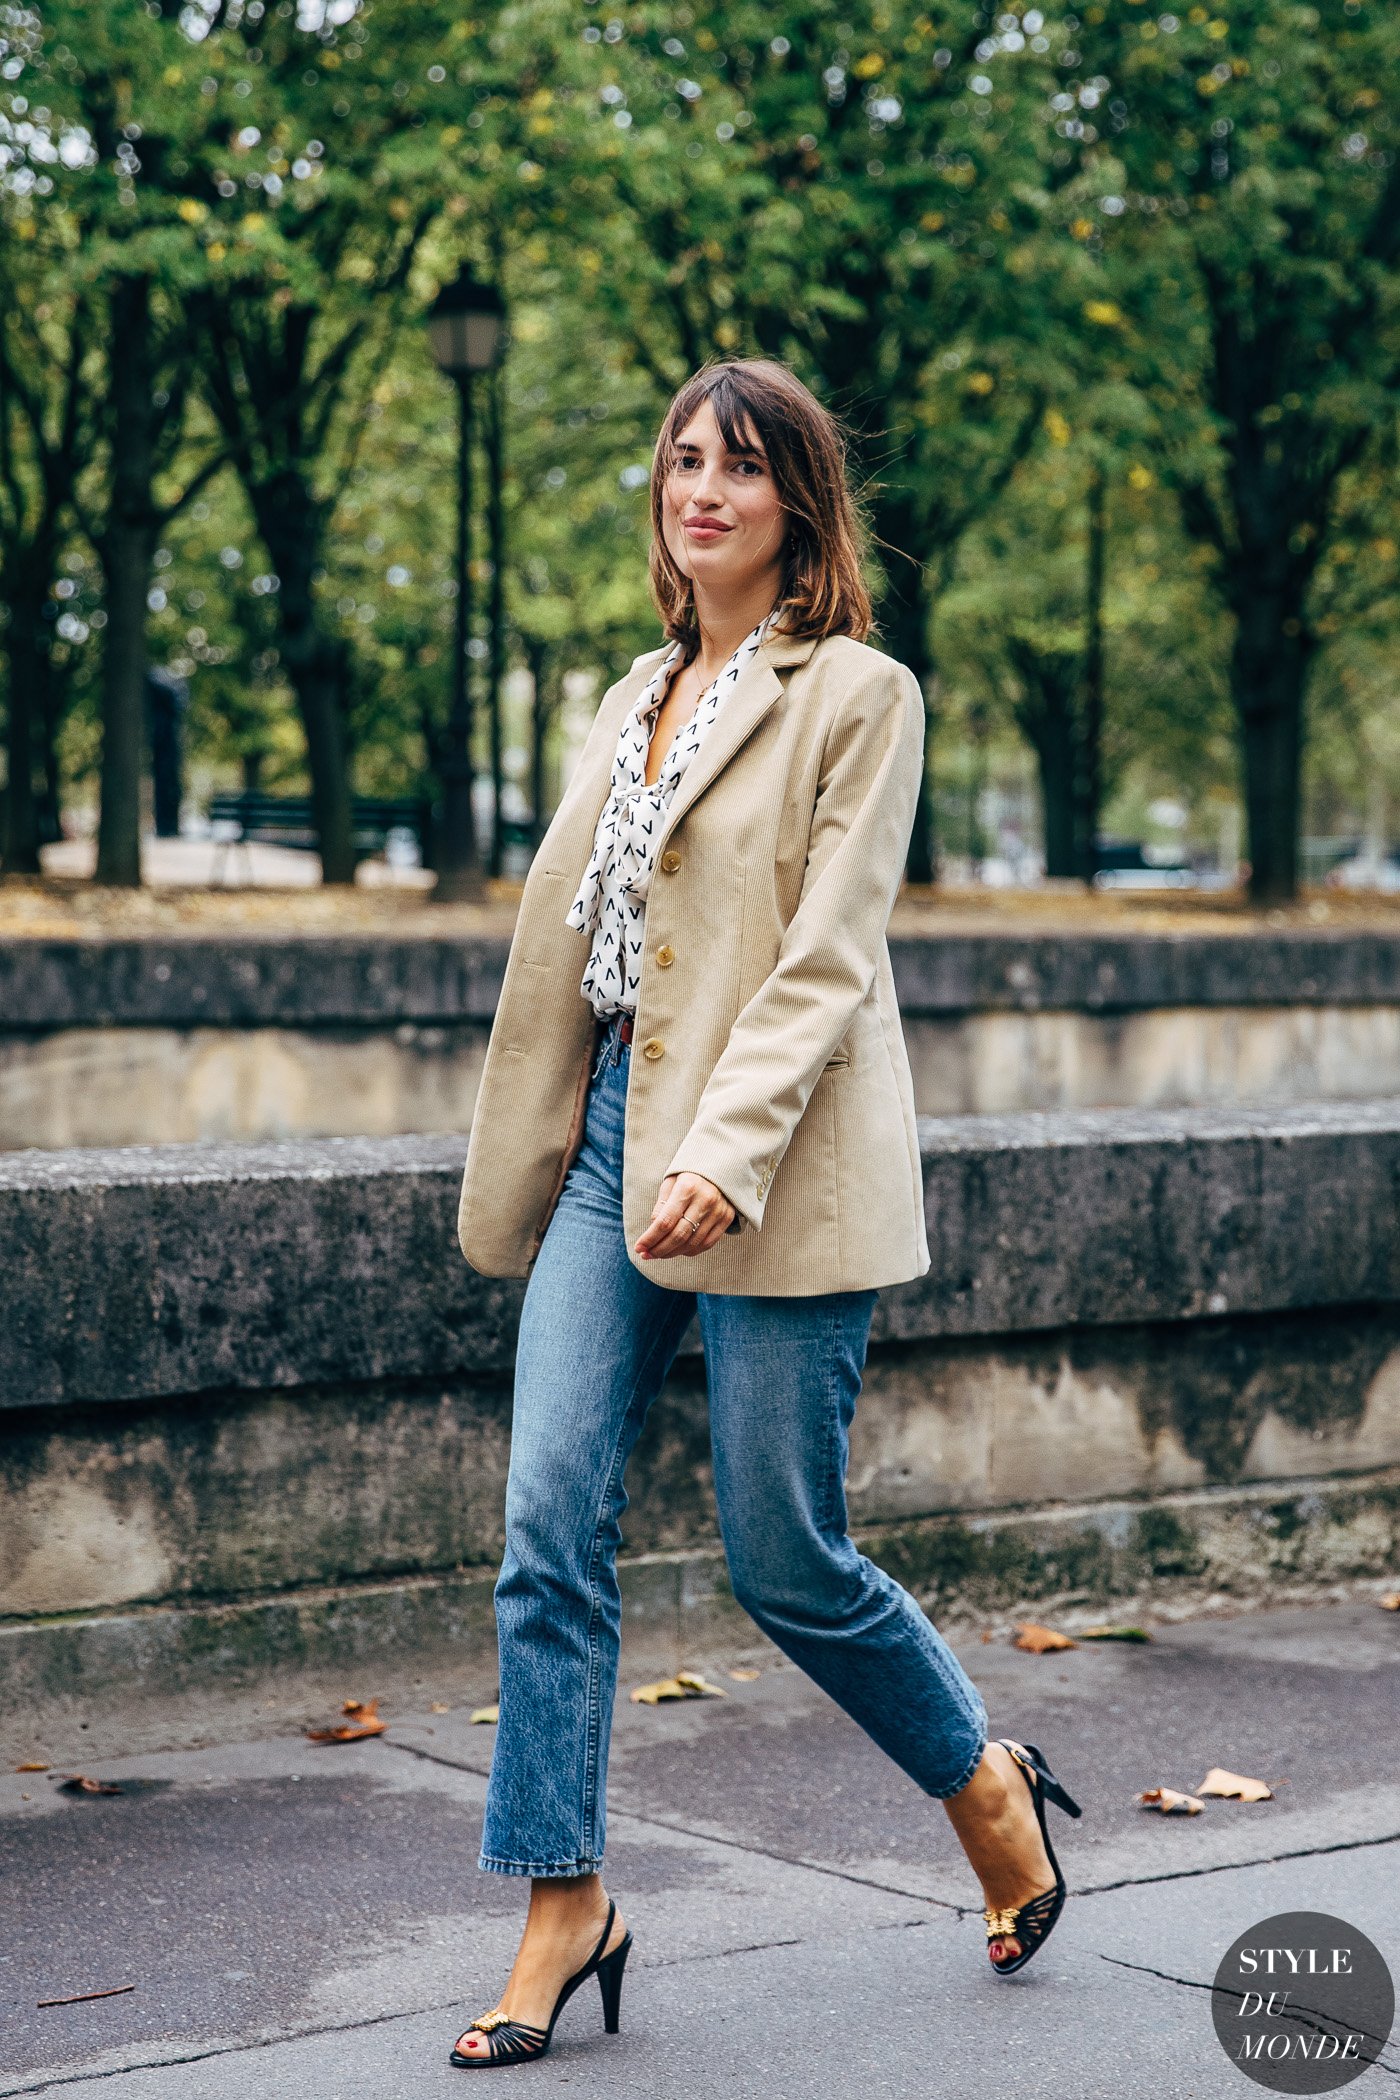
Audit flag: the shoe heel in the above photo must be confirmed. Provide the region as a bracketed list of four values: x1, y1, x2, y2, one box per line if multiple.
[596, 1934, 631, 2034]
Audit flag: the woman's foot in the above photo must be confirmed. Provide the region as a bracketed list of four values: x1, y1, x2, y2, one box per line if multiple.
[452, 1875, 628, 2060]
[942, 1739, 1056, 1967]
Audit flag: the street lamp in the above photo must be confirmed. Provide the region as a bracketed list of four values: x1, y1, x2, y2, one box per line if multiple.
[427, 268, 506, 901]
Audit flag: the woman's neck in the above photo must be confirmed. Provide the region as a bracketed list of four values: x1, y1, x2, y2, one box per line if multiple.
[686, 585, 782, 681]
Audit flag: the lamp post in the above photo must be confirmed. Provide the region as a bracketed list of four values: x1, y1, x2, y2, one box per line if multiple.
[426, 268, 506, 901]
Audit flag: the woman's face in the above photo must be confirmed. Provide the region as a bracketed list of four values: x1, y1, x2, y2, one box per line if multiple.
[660, 399, 788, 597]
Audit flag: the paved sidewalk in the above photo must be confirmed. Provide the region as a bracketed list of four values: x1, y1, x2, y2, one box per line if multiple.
[3, 1600, 1398, 2098]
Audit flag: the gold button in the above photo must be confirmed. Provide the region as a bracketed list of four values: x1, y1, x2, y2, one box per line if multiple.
[656, 944, 675, 968]
[642, 1037, 665, 1061]
[660, 850, 682, 873]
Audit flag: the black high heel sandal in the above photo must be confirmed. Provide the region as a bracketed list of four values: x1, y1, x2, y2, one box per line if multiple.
[449, 1898, 632, 2068]
[983, 1739, 1081, 1978]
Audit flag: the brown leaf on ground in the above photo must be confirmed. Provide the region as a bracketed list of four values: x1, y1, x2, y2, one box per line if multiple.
[16, 1762, 48, 1773]
[470, 1704, 499, 1725]
[727, 1667, 761, 1681]
[1379, 1593, 1400, 1611]
[1013, 1623, 1077, 1653]
[630, 1672, 728, 1705]
[57, 1775, 122, 1796]
[1198, 1767, 1273, 1802]
[1139, 1786, 1204, 1815]
[1079, 1625, 1152, 1643]
[429, 1702, 452, 1714]
[37, 1983, 136, 2010]
[306, 1697, 387, 1744]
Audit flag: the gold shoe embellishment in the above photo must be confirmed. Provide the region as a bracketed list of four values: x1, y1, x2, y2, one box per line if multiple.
[469, 2010, 510, 2032]
[984, 1906, 1022, 1937]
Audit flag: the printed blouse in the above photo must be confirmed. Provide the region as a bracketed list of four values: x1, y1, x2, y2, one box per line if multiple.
[565, 611, 775, 1017]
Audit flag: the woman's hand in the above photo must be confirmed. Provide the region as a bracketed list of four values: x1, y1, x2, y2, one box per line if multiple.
[635, 1172, 735, 1260]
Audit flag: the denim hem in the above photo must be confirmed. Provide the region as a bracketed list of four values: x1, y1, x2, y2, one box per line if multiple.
[922, 1726, 989, 1802]
[478, 1852, 604, 1879]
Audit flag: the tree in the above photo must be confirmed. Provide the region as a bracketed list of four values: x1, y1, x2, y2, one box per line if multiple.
[0, 220, 91, 874]
[1083, 0, 1400, 900]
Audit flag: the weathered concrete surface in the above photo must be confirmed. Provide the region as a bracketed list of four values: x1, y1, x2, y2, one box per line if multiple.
[1, 1598, 1397, 2099]
[4, 1105, 1398, 1709]
[6, 929, 1400, 1028]
[5, 1475, 1399, 1760]
[12, 1005, 1400, 1147]
[5, 929, 1400, 1148]
[5, 1317, 1400, 1621]
[6, 1102, 1400, 1412]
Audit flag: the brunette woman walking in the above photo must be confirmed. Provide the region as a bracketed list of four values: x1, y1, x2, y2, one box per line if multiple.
[450, 358, 1079, 2068]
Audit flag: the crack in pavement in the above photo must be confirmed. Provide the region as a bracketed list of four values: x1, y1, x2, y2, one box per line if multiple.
[1100, 1955, 1400, 2074]
[11, 1743, 1393, 2097]
[380, 1737, 1400, 1918]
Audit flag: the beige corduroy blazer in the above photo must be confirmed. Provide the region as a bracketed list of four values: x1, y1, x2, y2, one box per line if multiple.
[457, 626, 931, 1297]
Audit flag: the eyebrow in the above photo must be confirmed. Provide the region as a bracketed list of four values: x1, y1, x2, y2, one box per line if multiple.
[675, 435, 768, 460]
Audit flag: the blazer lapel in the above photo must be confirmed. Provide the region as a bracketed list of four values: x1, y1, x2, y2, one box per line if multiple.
[657, 629, 820, 850]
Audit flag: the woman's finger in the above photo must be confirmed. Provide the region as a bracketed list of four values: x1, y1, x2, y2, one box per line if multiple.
[636, 1175, 733, 1259]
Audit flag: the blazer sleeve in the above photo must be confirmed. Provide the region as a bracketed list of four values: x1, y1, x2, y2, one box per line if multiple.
[664, 659, 924, 1231]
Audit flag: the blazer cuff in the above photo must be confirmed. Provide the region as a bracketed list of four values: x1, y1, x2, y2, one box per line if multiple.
[665, 1138, 776, 1234]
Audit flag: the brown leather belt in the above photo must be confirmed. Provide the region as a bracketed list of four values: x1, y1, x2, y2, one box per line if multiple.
[616, 1015, 634, 1044]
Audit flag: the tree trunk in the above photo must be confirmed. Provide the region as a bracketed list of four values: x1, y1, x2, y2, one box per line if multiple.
[95, 275, 156, 889]
[1233, 595, 1307, 903]
[871, 490, 937, 883]
[523, 634, 552, 848]
[1, 551, 53, 873]
[1077, 465, 1107, 880]
[251, 474, 356, 884]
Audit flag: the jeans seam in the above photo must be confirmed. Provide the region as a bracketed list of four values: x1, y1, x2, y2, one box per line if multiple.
[578, 1297, 692, 1864]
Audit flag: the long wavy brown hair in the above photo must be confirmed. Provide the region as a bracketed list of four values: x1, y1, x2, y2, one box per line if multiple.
[648, 358, 873, 657]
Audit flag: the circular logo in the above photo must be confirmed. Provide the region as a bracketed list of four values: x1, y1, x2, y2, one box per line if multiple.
[1212, 1911, 1394, 2092]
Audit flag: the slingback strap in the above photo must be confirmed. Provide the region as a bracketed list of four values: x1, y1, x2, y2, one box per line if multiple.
[586, 1899, 618, 1973]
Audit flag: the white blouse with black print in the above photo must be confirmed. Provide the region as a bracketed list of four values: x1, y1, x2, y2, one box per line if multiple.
[566, 611, 775, 1019]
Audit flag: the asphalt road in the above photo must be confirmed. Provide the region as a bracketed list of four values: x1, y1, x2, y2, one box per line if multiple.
[3, 1600, 1398, 2099]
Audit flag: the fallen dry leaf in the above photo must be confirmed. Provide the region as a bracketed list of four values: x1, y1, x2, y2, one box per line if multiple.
[429, 1702, 452, 1715]
[57, 1775, 122, 1796]
[1379, 1594, 1400, 1611]
[16, 1762, 48, 1773]
[306, 1698, 387, 1744]
[727, 1667, 761, 1681]
[1013, 1623, 1077, 1654]
[1079, 1625, 1152, 1643]
[38, 1983, 135, 2010]
[470, 1704, 499, 1726]
[1139, 1786, 1204, 1815]
[630, 1671, 728, 1705]
[1198, 1767, 1273, 1802]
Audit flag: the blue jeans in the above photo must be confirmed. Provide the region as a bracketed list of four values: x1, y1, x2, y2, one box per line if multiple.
[479, 1014, 988, 1876]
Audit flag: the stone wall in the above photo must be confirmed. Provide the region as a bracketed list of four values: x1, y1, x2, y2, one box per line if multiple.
[5, 931, 1400, 1146]
[4, 1101, 1400, 1714]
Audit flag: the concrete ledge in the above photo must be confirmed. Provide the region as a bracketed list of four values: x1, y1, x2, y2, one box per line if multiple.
[4, 929, 1400, 1028]
[5, 1102, 1400, 1412]
[4, 1469, 1396, 1757]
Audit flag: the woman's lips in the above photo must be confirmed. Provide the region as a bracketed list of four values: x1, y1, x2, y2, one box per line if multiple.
[684, 519, 732, 537]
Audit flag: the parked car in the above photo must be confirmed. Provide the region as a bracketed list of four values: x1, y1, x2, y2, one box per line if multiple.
[1092, 838, 1199, 890]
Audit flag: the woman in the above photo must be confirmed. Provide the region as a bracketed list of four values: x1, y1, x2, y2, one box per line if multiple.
[451, 358, 1079, 2069]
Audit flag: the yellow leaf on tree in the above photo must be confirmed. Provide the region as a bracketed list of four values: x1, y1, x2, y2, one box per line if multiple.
[177, 198, 207, 224]
[1045, 409, 1072, 445]
[1198, 1767, 1273, 1802]
[1084, 299, 1123, 326]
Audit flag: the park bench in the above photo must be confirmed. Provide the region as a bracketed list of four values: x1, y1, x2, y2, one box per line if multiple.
[207, 791, 432, 881]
